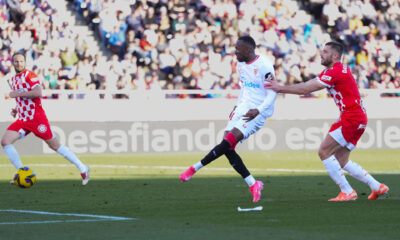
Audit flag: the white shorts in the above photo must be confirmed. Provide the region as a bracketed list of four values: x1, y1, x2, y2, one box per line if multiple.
[225, 111, 267, 140]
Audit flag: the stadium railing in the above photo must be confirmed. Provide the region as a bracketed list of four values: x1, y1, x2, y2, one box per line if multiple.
[33, 89, 400, 100]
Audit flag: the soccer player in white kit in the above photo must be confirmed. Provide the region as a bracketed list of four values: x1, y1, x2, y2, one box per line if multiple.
[180, 36, 277, 202]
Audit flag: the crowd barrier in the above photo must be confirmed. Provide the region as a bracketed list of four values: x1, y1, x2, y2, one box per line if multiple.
[0, 89, 399, 154]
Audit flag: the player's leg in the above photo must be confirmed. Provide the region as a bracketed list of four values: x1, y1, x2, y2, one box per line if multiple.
[319, 134, 357, 201]
[337, 117, 389, 200]
[225, 116, 265, 202]
[1, 130, 23, 169]
[45, 136, 90, 185]
[31, 114, 90, 184]
[180, 129, 242, 182]
[225, 149, 262, 202]
[336, 145, 389, 200]
[180, 111, 244, 182]
[200, 128, 242, 166]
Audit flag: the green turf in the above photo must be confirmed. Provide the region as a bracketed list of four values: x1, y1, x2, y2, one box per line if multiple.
[0, 150, 399, 240]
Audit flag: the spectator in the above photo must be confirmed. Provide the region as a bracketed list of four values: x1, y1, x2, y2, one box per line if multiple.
[1, 0, 398, 99]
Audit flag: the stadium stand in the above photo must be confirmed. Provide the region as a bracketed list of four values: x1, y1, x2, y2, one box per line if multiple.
[0, 0, 399, 98]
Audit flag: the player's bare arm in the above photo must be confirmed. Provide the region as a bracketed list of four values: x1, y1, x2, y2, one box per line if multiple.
[267, 74, 325, 95]
[9, 85, 42, 99]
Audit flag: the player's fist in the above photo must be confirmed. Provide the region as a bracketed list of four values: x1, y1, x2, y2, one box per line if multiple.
[9, 91, 18, 98]
[11, 108, 17, 118]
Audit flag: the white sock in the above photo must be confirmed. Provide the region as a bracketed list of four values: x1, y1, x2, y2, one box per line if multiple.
[244, 175, 256, 187]
[3, 144, 23, 169]
[193, 162, 203, 172]
[57, 145, 87, 173]
[343, 160, 381, 191]
[322, 155, 353, 194]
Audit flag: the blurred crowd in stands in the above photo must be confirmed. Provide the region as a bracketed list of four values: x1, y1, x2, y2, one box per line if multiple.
[0, 0, 399, 98]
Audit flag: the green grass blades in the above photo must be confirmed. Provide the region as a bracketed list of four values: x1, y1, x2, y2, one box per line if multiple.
[0, 149, 399, 240]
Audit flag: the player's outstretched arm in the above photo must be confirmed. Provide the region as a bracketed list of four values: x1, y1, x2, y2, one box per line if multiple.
[266, 75, 325, 95]
[9, 85, 42, 99]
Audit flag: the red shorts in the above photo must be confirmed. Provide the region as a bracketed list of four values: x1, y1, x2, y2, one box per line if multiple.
[7, 109, 54, 140]
[328, 113, 367, 150]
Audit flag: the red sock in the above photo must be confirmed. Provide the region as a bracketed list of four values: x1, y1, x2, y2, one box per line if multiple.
[224, 132, 237, 150]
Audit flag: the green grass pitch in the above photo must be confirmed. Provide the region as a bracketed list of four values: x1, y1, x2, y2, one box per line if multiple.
[0, 150, 399, 240]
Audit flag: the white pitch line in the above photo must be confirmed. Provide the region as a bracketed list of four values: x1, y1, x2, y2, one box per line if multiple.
[0, 163, 399, 174]
[0, 209, 136, 221]
[0, 209, 136, 225]
[0, 219, 112, 225]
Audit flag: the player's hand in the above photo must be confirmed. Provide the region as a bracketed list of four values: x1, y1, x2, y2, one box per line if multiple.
[11, 108, 17, 118]
[264, 74, 281, 92]
[9, 91, 18, 98]
[243, 109, 259, 122]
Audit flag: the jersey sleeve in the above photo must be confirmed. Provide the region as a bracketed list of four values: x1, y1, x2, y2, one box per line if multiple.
[236, 63, 244, 106]
[261, 61, 275, 87]
[256, 61, 277, 113]
[317, 64, 342, 88]
[27, 71, 40, 89]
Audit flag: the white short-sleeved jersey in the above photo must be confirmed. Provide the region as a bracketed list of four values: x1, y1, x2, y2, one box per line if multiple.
[236, 55, 277, 117]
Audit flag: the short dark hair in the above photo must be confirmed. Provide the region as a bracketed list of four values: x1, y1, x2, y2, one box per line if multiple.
[238, 35, 256, 50]
[12, 51, 26, 61]
[325, 41, 344, 57]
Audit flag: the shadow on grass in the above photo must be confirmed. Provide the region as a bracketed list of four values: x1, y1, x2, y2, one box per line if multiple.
[0, 174, 399, 240]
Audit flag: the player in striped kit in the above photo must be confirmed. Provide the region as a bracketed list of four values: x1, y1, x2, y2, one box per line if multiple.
[1, 52, 90, 185]
[266, 41, 389, 201]
[180, 36, 277, 202]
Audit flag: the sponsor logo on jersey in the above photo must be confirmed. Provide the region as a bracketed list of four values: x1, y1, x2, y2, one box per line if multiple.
[243, 81, 261, 88]
[358, 124, 366, 130]
[254, 68, 258, 76]
[38, 124, 47, 133]
[321, 75, 332, 81]
[342, 64, 348, 73]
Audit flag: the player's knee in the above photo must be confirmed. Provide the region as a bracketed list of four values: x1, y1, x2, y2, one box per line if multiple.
[1, 139, 8, 147]
[48, 143, 59, 152]
[318, 148, 329, 160]
[224, 132, 237, 150]
[1, 136, 12, 147]
[46, 139, 60, 151]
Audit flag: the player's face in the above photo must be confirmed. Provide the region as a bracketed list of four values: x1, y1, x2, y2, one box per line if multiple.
[235, 40, 249, 62]
[320, 45, 334, 67]
[12, 54, 26, 73]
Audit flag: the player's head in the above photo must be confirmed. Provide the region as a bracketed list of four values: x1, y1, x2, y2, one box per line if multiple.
[321, 41, 344, 67]
[235, 35, 256, 63]
[12, 52, 26, 73]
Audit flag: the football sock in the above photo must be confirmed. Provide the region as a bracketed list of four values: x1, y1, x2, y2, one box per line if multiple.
[193, 161, 203, 172]
[3, 144, 23, 169]
[225, 150, 251, 178]
[244, 175, 256, 187]
[57, 145, 87, 172]
[200, 139, 231, 166]
[322, 155, 353, 194]
[343, 160, 381, 191]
